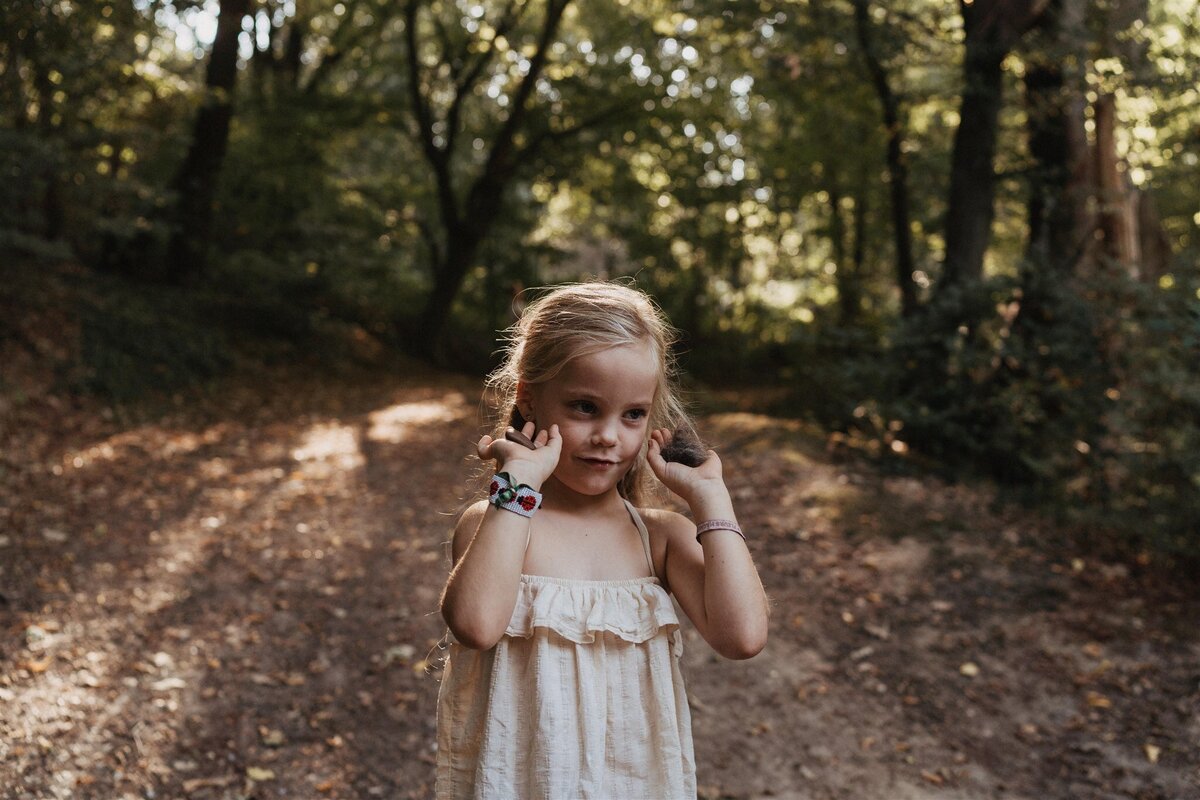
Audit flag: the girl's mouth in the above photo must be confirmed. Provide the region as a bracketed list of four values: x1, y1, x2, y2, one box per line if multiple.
[580, 457, 619, 469]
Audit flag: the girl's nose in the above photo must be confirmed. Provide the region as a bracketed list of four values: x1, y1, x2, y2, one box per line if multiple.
[592, 418, 619, 446]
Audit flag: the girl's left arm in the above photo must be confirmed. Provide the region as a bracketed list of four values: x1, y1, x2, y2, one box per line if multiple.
[646, 431, 769, 660]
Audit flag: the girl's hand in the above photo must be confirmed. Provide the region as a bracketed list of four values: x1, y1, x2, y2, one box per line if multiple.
[646, 427, 726, 505]
[476, 421, 562, 489]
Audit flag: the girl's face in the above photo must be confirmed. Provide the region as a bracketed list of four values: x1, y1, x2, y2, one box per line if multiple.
[520, 342, 659, 499]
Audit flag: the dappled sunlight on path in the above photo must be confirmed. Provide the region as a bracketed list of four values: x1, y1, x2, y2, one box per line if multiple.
[1, 371, 479, 798]
[2, 369, 1198, 799]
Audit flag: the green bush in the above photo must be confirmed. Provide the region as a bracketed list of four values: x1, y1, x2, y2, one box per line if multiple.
[77, 281, 230, 401]
[888, 270, 1111, 485]
[1089, 262, 1200, 554]
[882, 259, 1200, 557]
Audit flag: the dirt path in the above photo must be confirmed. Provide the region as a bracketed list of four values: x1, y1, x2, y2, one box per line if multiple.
[2, 364, 1197, 799]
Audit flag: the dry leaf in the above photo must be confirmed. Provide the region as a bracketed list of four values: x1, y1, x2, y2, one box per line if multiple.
[959, 662, 980, 677]
[1144, 743, 1161, 764]
[1085, 691, 1112, 709]
[246, 767, 275, 782]
[260, 728, 286, 747]
[182, 776, 235, 792]
[864, 623, 891, 640]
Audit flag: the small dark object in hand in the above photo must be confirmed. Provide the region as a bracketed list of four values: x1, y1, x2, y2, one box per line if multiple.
[504, 427, 537, 449]
[659, 428, 708, 467]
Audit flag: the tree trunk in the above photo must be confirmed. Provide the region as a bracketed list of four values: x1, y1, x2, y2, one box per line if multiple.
[829, 186, 861, 326]
[851, 0, 918, 316]
[32, 66, 64, 240]
[412, 229, 487, 357]
[402, 0, 576, 362]
[1093, 93, 1140, 270]
[941, 0, 1049, 289]
[941, 44, 1006, 287]
[1023, 0, 1092, 273]
[851, 187, 868, 289]
[165, 0, 250, 282]
[1135, 190, 1172, 281]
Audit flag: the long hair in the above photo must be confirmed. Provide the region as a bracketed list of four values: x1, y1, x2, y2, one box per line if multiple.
[484, 282, 696, 505]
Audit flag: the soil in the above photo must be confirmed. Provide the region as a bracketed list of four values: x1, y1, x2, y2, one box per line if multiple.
[2, 362, 1198, 800]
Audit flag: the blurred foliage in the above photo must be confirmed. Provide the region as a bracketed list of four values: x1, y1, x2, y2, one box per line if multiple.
[77, 281, 232, 401]
[1089, 260, 1200, 553]
[2, 0, 1199, 557]
[887, 271, 1111, 488]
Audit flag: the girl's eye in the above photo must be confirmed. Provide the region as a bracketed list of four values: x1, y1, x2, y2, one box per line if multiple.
[625, 409, 648, 421]
[571, 400, 598, 414]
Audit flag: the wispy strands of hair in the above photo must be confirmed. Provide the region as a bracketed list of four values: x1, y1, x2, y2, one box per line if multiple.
[482, 282, 698, 505]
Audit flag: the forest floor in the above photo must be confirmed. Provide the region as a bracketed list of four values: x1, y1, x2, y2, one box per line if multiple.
[2, 357, 1199, 800]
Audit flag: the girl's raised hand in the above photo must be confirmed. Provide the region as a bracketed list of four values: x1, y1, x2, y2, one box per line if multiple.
[646, 427, 724, 503]
[476, 421, 562, 488]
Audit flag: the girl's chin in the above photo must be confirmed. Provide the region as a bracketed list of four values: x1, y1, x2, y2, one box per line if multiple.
[548, 472, 622, 498]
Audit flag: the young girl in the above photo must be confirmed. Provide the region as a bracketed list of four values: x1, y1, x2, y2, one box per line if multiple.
[437, 282, 769, 799]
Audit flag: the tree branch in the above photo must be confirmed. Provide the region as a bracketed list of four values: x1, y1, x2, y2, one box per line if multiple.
[470, 0, 571, 211]
[443, 0, 527, 159]
[514, 103, 630, 168]
[405, 0, 459, 233]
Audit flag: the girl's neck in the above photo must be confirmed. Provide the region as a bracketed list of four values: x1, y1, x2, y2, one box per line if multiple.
[539, 477, 627, 516]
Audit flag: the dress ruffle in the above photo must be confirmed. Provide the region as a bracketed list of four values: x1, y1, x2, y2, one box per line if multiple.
[505, 574, 682, 652]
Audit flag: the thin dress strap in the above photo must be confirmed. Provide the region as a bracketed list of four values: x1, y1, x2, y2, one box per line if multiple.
[622, 499, 656, 577]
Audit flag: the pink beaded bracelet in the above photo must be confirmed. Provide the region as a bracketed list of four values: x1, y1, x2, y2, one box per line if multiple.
[695, 519, 745, 543]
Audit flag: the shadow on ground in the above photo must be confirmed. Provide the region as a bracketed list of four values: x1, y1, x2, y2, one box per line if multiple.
[2, 370, 1198, 800]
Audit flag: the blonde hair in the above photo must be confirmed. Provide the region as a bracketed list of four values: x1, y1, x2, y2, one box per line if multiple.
[485, 281, 696, 505]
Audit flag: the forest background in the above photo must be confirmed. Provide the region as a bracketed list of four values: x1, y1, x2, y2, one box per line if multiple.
[2, 0, 1199, 559]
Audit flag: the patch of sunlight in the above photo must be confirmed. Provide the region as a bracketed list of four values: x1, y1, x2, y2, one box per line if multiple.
[367, 397, 468, 444]
[706, 412, 801, 433]
[291, 422, 364, 469]
[58, 425, 225, 473]
[798, 472, 865, 505]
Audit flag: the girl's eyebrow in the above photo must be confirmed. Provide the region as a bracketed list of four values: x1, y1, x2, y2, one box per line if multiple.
[563, 389, 653, 408]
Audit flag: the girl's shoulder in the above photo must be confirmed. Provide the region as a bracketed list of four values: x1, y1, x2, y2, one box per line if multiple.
[634, 505, 695, 545]
[454, 499, 490, 533]
[448, 499, 491, 563]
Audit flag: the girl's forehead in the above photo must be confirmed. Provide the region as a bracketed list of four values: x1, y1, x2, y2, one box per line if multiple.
[551, 343, 659, 396]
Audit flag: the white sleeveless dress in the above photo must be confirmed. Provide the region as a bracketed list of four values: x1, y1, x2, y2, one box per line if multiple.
[436, 501, 696, 799]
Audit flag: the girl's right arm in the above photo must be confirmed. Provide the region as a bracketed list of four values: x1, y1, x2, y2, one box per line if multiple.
[439, 423, 561, 650]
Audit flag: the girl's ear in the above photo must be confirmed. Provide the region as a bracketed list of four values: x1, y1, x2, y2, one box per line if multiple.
[515, 381, 535, 422]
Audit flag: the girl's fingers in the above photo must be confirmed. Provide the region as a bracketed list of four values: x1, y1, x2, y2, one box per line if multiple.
[645, 438, 665, 471]
[476, 434, 495, 459]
